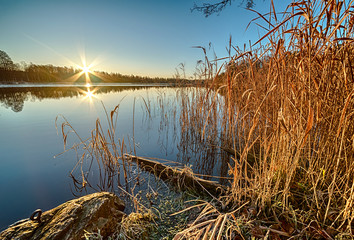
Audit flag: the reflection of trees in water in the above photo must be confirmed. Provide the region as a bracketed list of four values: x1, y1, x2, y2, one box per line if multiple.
[1, 85, 230, 178]
[0, 86, 156, 113]
[0, 91, 28, 112]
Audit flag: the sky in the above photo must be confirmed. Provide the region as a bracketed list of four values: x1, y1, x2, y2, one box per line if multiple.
[0, 0, 291, 78]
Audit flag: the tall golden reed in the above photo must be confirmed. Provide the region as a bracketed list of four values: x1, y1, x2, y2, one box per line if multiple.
[177, 0, 354, 237]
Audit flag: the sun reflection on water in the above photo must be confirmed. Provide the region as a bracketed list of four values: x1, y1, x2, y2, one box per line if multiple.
[85, 89, 95, 98]
[81, 87, 98, 102]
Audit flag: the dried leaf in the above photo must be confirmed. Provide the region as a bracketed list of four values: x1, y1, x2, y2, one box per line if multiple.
[302, 106, 314, 147]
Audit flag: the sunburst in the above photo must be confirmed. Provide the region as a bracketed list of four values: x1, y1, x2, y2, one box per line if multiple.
[85, 88, 95, 98]
[80, 65, 91, 75]
[24, 36, 105, 85]
[81, 87, 98, 102]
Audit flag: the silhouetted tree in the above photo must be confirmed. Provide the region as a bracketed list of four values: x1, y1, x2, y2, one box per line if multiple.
[192, 0, 256, 17]
[0, 60, 184, 84]
[0, 50, 15, 70]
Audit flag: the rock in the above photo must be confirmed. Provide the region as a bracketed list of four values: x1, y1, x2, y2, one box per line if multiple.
[0, 192, 125, 240]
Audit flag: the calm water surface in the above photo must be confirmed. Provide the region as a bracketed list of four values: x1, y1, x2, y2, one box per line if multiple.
[0, 84, 228, 230]
[0, 84, 179, 229]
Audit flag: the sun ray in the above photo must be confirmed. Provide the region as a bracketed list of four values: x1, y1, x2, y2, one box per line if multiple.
[25, 35, 106, 85]
[24, 34, 77, 67]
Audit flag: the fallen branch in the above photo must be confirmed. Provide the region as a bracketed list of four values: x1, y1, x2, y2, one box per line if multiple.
[124, 154, 226, 196]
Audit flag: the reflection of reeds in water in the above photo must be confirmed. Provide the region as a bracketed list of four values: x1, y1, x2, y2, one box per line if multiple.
[55, 87, 183, 194]
[176, 87, 231, 182]
[176, 0, 354, 238]
[56, 101, 132, 194]
[148, 86, 228, 180]
[156, 89, 179, 155]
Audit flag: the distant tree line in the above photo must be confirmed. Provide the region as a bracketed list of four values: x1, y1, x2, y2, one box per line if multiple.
[0, 50, 188, 84]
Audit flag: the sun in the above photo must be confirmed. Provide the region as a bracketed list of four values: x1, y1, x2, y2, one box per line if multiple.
[77, 62, 93, 86]
[64, 51, 104, 85]
[81, 66, 91, 74]
[79, 64, 92, 75]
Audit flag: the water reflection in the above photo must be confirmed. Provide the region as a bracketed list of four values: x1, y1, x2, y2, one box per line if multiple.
[0, 85, 162, 113]
[0, 85, 232, 181]
[0, 84, 233, 230]
[81, 87, 98, 101]
[0, 90, 27, 112]
[0, 84, 179, 230]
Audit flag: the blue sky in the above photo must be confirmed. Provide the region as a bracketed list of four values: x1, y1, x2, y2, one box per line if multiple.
[0, 0, 290, 78]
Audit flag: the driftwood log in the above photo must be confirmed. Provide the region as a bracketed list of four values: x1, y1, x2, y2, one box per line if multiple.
[125, 154, 226, 196]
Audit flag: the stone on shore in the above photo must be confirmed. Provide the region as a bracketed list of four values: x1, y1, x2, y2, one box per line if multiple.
[0, 192, 125, 240]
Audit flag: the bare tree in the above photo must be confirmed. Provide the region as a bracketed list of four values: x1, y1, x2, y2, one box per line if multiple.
[192, 0, 255, 17]
[0, 50, 15, 70]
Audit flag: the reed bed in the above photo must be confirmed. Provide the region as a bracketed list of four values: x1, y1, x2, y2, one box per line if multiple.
[175, 0, 354, 238]
[55, 102, 134, 195]
[55, 1, 354, 237]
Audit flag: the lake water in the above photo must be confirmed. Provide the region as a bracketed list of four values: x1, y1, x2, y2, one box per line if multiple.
[0, 84, 229, 230]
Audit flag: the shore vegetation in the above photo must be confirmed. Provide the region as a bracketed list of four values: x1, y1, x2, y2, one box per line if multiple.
[56, 0, 354, 238]
[174, 0, 354, 238]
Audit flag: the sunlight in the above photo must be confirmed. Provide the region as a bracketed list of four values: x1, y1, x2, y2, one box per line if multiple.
[77, 62, 92, 81]
[78, 58, 92, 76]
[85, 89, 95, 98]
[81, 65, 91, 75]
[77, 59, 94, 86]
[21, 38, 107, 85]
[81, 87, 98, 102]
[63, 49, 104, 85]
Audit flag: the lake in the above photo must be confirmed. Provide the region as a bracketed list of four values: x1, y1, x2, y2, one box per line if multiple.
[0, 84, 229, 230]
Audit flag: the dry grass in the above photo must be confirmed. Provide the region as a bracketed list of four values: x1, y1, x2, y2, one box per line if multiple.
[55, 101, 133, 194]
[55, 1, 354, 238]
[174, 0, 354, 238]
